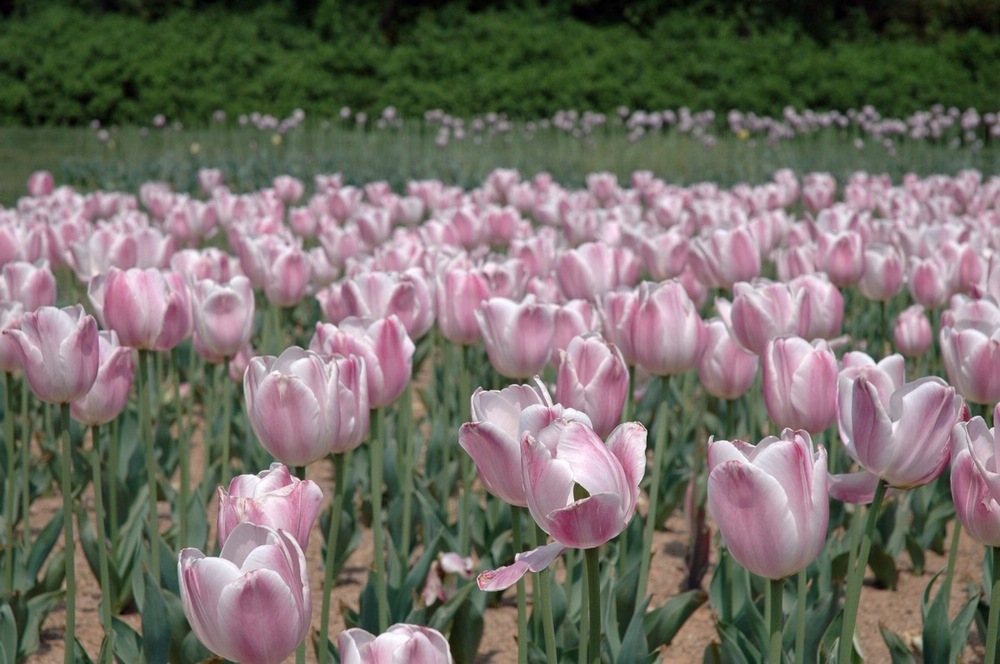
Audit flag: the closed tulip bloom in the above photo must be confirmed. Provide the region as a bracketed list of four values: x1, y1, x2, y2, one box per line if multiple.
[0, 302, 24, 373]
[5, 305, 99, 404]
[101, 267, 192, 351]
[707, 430, 829, 579]
[698, 318, 759, 400]
[789, 273, 843, 341]
[191, 276, 256, 361]
[178, 523, 311, 664]
[339, 624, 454, 664]
[341, 269, 435, 339]
[951, 412, 1000, 546]
[552, 299, 599, 357]
[728, 280, 809, 355]
[908, 256, 952, 310]
[599, 288, 640, 365]
[1, 260, 57, 311]
[436, 265, 491, 345]
[27, 170, 54, 197]
[555, 241, 641, 301]
[858, 243, 905, 302]
[217, 462, 324, 551]
[816, 230, 864, 287]
[688, 226, 761, 291]
[476, 296, 556, 379]
[309, 316, 414, 409]
[762, 337, 837, 433]
[894, 305, 933, 357]
[556, 334, 629, 437]
[70, 330, 135, 425]
[631, 280, 706, 376]
[244, 347, 369, 466]
[834, 374, 962, 501]
[524, 420, 645, 549]
[940, 302, 1000, 405]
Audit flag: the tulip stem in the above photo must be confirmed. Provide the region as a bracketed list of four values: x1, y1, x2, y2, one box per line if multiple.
[638, 391, 670, 599]
[20, 378, 31, 542]
[457, 344, 473, 554]
[511, 506, 529, 664]
[767, 577, 783, 664]
[90, 425, 114, 651]
[838, 479, 888, 664]
[175, 352, 189, 549]
[319, 450, 351, 664]
[370, 409, 390, 632]
[139, 350, 161, 582]
[108, 417, 119, 548]
[399, 382, 413, 565]
[584, 545, 602, 664]
[59, 402, 76, 664]
[941, 520, 962, 611]
[987, 546, 1000, 664]
[219, 363, 233, 488]
[795, 568, 807, 664]
[3, 372, 15, 593]
[531, 524, 558, 664]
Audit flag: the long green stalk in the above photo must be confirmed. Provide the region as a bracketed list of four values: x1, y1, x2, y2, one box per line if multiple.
[457, 344, 472, 554]
[532, 524, 558, 664]
[3, 372, 15, 593]
[767, 577, 783, 664]
[795, 568, 807, 664]
[584, 546, 602, 664]
[219, 363, 233, 488]
[59, 403, 76, 664]
[987, 546, 1000, 664]
[370, 410, 390, 632]
[90, 425, 113, 655]
[398, 382, 414, 566]
[638, 391, 670, 598]
[108, 417, 119, 548]
[139, 350, 160, 582]
[175, 348, 190, 548]
[319, 450, 351, 664]
[20, 378, 30, 540]
[511, 506, 529, 664]
[838, 480, 888, 664]
[941, 520, 962, 611]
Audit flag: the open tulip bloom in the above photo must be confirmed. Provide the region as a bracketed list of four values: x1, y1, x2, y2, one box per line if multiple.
[339, 623, 454, 664]
[477, 420, 646, 591]
[179, 523, 311, 664]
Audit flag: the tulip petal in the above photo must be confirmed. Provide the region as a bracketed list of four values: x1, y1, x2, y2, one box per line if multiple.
[477, 542, 566, 591]
[546, 492, 625, 549]
[828, 469, 881, 504]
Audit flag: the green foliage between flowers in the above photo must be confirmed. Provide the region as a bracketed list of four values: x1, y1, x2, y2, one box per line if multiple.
[3, 4, 1000, 127]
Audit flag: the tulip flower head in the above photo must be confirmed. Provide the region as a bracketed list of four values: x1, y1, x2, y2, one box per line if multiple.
[339, 624, 454, 664]
[707, 430, 829, 580]
[70, 330, 135, 425]
[951, 407, 1000, 547]
[178, 523, 311, 664]
[217, 462, 324, 550]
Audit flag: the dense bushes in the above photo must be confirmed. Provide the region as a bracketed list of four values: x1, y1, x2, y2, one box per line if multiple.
[3, 3, 1000, 127]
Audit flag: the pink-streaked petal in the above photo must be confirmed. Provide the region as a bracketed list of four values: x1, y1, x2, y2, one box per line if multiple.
[828, 469, 881, 504]
[477, 542, 566, 591]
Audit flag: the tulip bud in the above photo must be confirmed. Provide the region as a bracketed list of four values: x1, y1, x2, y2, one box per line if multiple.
[339, 624, 454, 664]
[476, 296, 556, 379]
[556, 334, 629, 437]
[893, 305, 932, 358]
[762, 336, 837, 433]
[100, 267, 192, 351]
[698, 318, 758, 400]
[70, 331, 135, 425]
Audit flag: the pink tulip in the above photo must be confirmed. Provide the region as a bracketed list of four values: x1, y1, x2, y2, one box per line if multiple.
[178, 523, 311, 664]
[459, 381, 590, 507]
[476, 296, 555, 379]
[309, 316, 414, 409]
[790, 273, 843, 341]
[99, 267, 192, 351]
[940, 302, 1000, 405]
[762, 337, 837, 433]
[728, 280, 809, 355]
[858, 243, 905, 302]
[556, 334, 629, 437]
[599, 288, 640, 365]
[833, 374, 962, 501]
[688, 226, 761, 290]
[908, 256, 952, 310]
[477, 420, 645, 591]
[638, 229, 689, 281]
[27, 170, 54, 197]
[951, 411, 1000, 546]
[816, 230, 864, 287]
[339, 624, 454, 664]
[893, 305, 932, 357]
[244, 347, 369, 466]
[631, 280, 706, 376]
[555, 241, 641, 301]
[0, 302, 25, 373]
[191, 276, 256, 361]
[340, 269, 435, 339]
[69, 228, 138, 282]
[524, 420, 645, 548]
[1, 260, 56, 311]
[707, 430, 828, 579]
[421, 552, 475, 606]
[552, 299, 599, 356]
[698, 318, 758, 400]
[217, 462, 324, 550]
[4, 305, 99, 404]
[70, 331, 135, 425]
[435, 264, 492, 345]
[803, 172, 836, 213]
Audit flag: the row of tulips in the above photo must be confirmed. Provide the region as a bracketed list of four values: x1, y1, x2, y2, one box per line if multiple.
[3, 162, 1000, 663]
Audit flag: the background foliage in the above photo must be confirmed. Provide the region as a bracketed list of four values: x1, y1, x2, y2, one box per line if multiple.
[3, 0, 1000, 127]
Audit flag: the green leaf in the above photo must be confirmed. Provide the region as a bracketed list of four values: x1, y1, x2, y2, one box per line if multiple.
[0, 602, 16, 664]
[643, 589, 708, 649]
[111, 617, 143, 663]
[619, 596, 656, 664]
[880, 625, 918, 664]
[27, 508, 63, 583]
[448, 595, 484, 664]
[868, 542, 898, 590]
[921, 571, 950, 664]
[141, 567, 170, 664]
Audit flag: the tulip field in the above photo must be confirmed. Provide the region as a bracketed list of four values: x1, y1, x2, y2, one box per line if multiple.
[4, 105, 1000, 664]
